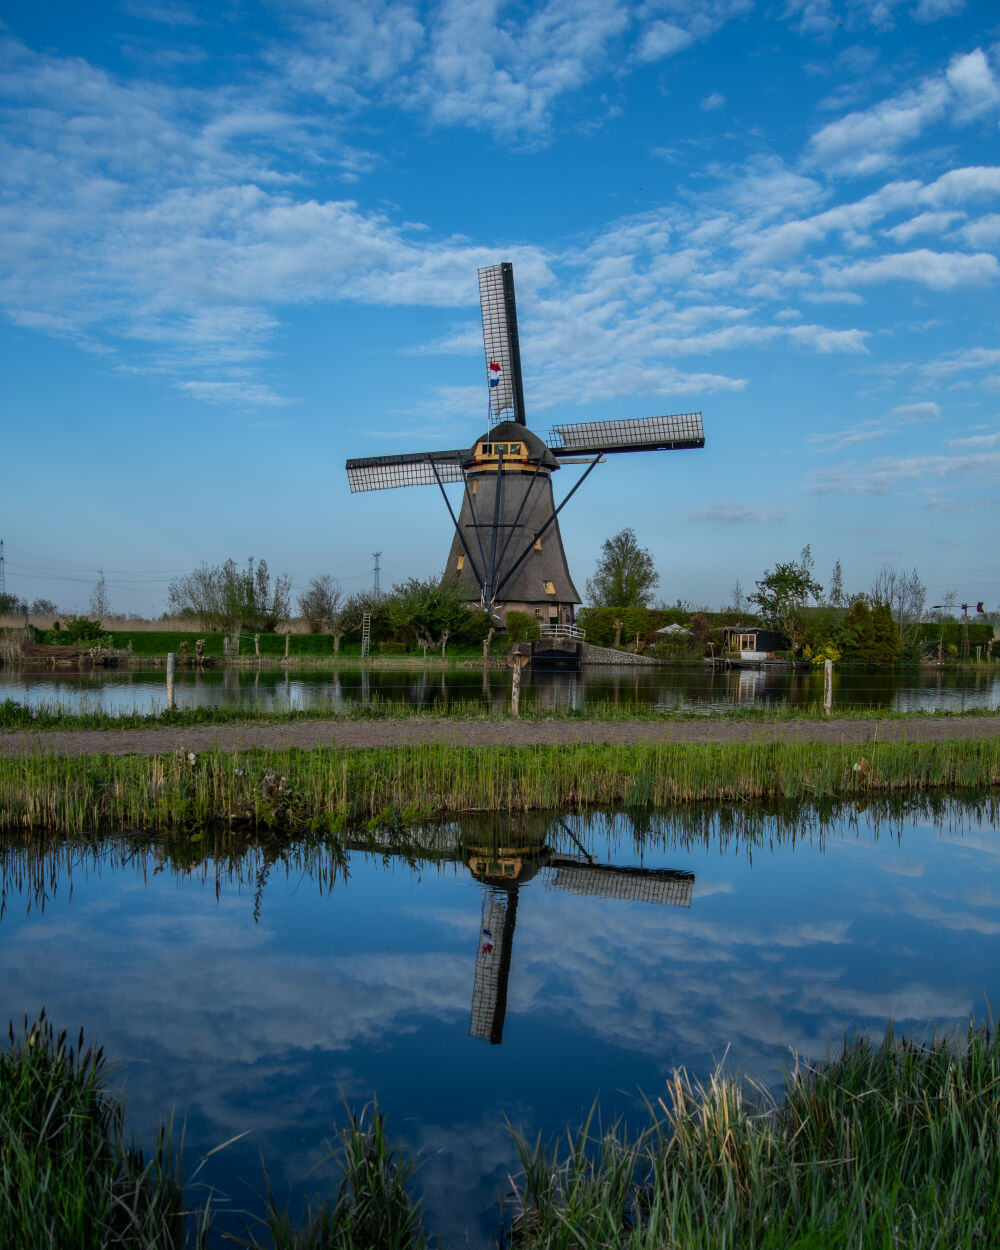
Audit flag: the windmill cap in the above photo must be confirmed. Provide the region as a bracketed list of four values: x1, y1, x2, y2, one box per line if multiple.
[465, 420, 560, 470]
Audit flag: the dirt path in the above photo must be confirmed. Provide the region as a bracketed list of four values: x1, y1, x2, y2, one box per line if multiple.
[1, 715, 997, 758]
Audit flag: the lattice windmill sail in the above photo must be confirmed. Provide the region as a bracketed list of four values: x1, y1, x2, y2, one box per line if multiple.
[346, 262, 706, 621]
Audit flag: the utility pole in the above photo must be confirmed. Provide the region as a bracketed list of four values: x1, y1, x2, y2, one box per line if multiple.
[373, 551, 382, 596]
[0, 538, 5, 596]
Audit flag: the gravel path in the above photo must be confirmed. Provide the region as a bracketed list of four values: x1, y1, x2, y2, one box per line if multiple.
[1, 714, 997, 758]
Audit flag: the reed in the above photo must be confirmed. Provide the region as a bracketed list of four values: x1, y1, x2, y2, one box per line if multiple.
[505, 1021, 1000, 1249]
[0, 735, 995, 835]
[4, 696, 1000, 732]
[4, 1012, 997, 1249]
[0, 1011, 205, 1250]
[235, 1102, 429, 1250]
[1, 738, 998, 836]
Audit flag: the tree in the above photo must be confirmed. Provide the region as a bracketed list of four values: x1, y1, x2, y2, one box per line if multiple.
[750, 558, 823, 651]
[828, 559, 845, 608]
[729, 578, 748, 614]
[30, 598, 58, 615]
[385, 577, 474, 656]
[89, 569, 111, 622]
[298, 575, 343, 634]
[870, 565, 925, 647]
[0, 591, 27, 616]
[838, 595, 901, 665]
[505, 610, 541, 643]
[167, 558, 291, 634]
[586, 528, 659, 608]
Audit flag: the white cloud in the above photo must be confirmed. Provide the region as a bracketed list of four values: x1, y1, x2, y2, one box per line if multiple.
[810, 424, 889, 452]
[959, 214, 1000, 247]
[701, 91, 726, 110]
[808, 451, 1000, 493]
[913, 0, 965, 21]
[891, 401, 940, 421]
[120, 1, 203, 25]
[945, 46, 1000, 121]
[680, 502, 786, 524]
[174, 380, 294, 406]
[808, 49, 1000, 175]
[824, 249, 999, 291]
[920, 347, 1000, 380]
[948, 431, 1000, 449]
[783, 0, 837, 36]
[884, 210, 964, 242]
[637, 21, 693, 61]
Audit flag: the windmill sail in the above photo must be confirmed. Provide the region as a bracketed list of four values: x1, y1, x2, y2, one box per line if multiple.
[346, 449, 465, 493]
[479, 263, 526, 426]
[548, 412, 704, 456]
[547, 862, 694, 907]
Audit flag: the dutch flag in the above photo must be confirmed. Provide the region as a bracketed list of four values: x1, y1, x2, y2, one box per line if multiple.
[488, 360, 502, 388]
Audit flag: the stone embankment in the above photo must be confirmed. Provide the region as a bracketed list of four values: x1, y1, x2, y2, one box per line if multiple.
[584, 643, 660, 665]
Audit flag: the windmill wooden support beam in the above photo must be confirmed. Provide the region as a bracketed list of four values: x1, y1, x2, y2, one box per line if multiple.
[345, 262, 706, 625]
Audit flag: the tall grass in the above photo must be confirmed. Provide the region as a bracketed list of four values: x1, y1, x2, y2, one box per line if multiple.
[4, 1011, 998, 1249]
[235, 1102, 429, 1250]
[3, 695, 999, 733]
[504, 1022, 1000, 1249]
[0, 1012, 204, 1250]
[1, 738, 999, 835]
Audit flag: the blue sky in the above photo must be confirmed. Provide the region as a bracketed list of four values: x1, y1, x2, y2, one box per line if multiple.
[2, 0, 998, 617]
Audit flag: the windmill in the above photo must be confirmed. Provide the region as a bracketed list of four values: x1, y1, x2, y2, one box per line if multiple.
[346, 263, 706, 626]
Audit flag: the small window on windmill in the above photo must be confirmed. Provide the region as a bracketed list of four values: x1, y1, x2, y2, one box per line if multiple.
[456, 554, 465, 571]
[481, 443, 492, 456]
[544, 581, 556, 595]
[534, 609, 542, 618]
[495, 443, 507, 455]
[510, 443, 522, 455]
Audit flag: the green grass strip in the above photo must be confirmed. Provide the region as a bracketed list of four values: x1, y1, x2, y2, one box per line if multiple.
[3, 696, 1000, 732]
[2, 738, 998, 834]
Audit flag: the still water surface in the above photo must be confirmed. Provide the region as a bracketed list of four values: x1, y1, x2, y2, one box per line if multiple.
[4, 662, 1000, 715]
[1, 801, 998, 1244]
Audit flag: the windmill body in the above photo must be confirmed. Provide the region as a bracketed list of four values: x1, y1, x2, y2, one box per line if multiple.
[444, 420, 581, 627]
[346, 262, 705, 624]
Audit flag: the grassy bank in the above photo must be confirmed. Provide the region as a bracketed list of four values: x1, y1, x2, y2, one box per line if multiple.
[3, 696, 1000, 733]
[1, 737, 999, 834]
[3, 1014, 997, 1248]
[0, 1013, 201, 1250]
[504, 1020, 1000, 1249]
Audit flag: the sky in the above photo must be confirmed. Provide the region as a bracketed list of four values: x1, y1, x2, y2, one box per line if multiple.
[1, 0, 998, 617]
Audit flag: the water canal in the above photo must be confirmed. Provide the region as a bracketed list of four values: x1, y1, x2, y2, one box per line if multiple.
[2, 799, 998, 1244]
[3, 661, 1000, 716]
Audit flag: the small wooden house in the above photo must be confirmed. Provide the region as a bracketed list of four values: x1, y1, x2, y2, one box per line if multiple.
[723, 626, 791, 663]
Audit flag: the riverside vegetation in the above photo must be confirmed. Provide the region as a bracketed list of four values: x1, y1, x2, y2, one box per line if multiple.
[2, 737, 1000, 835]
[3, 1010, 998, 1249]
[4, 696, 1000, 733]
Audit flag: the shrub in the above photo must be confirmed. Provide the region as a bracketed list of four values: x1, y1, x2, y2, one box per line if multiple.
[505, 611, 541, 643]
[42, 617, 107, 645]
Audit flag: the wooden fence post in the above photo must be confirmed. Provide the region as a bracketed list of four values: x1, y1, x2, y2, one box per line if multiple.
[823, 658, 833, 716]
[508, 650, 524, 717]
[166, 652, 175, 710]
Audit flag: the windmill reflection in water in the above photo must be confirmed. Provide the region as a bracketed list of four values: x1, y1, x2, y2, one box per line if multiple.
[352, 814, 694, 1047]
[466, 822, 694, 1045]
